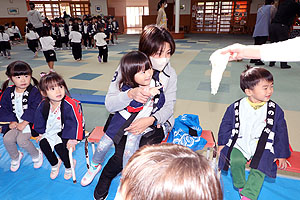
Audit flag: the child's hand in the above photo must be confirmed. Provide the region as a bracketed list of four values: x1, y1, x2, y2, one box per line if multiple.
[149, 86, 163, 97]
[9, 121, 18, 129]
[16, 121, 29, 131]
[36, 134, 43, 143]
[274, 158, 291, 170]
[67, 139, 77, 152]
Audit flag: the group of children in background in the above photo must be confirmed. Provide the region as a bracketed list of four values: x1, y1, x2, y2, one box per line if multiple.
[0, 22, 22, 59]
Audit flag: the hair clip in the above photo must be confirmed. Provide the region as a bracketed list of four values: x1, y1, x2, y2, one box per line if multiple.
[40, 72, 48, 77]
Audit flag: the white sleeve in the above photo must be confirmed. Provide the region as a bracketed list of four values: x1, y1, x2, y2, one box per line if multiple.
[260, 37, 300, 62]
[105, 66, 133, 113]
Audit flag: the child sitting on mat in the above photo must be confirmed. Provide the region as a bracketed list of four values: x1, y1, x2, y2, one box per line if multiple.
[218, 66, 291, 200]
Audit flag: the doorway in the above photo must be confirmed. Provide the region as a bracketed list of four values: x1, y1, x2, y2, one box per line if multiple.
[126, 6, 149, 34]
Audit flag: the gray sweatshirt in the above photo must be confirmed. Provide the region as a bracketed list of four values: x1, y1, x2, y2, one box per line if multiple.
[27, 10, 44, 29]
[105, 63, 177, 131]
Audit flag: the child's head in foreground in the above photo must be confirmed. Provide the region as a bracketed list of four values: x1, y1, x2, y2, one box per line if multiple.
[240, 66, 274, 103]
[117, 143, 223, 200]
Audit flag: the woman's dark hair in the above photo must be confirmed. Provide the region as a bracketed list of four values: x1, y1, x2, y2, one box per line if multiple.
[72, 24, 79, 32]
[29, 2, 35, 9]
[39, 72, 70, 100]
[265, 0, 274, 5]
[240, 65, 273, 92]
[139, 24, 175, 57]
[1, 61, 38, 92]
[118, 51, 152, 90]
[157, 0, 167, 11]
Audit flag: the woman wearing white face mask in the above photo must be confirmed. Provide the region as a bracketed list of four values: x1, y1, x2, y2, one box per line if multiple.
[93, 24, 177, 200]
[156, 0, 168, 29]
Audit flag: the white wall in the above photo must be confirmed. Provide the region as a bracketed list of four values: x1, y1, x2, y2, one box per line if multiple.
[90, 0, 108, 16]
[0, 0, 27, 18]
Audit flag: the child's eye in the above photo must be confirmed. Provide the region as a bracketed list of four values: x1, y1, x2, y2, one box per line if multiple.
[50, 87, 55, 90]
[59, 85, 63, 89]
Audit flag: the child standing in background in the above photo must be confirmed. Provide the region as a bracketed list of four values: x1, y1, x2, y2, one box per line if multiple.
[81, 51, 165, 186]
[11, 21, 21, 44]
[0, 61, 43, 172]
[40, 28, 57, 72]
[94, 25, 108, 63]
[0, 25, 12, 59]
[218, 66, 290, 200]
[34, 72, 84, 180]
[69, 24, 82, 61]
[24, 23, 39, 58]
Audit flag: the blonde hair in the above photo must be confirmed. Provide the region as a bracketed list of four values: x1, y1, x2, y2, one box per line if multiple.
[120, 143, 223, 200]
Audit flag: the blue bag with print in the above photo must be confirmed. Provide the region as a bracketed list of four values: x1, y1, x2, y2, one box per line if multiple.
[166, 114, 207, 151]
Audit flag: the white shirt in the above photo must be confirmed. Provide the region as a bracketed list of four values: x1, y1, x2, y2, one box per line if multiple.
[7, 28, 14, 36]
[42, 103, 62, 150]
[0, 33, 9, 41]
[14, 91, 31, 134]
[11, 26, 20, 34]
[83, 25, 88, 34]
[234, 98, 267, 160]
[25, 30, 39, 40]
[94, 32, 107, 46]
[59, 26, 65, 37]
[69, 31, 82, 43]
[40, 36, 55, 51]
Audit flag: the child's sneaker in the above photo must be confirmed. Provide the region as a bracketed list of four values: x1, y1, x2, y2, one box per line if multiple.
[98, 56, 102, 63]
[32, 148, 43, 169]
[81, 163, 102, 186]
[64, 159, 76, 180]
[241, 196, 251, 200]
[50, 159, 62, 179]
[10, 151, 23, 172]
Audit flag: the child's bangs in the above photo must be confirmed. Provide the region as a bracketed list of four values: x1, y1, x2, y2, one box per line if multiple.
[44, 77, 64, 91]
[136, 57, 152, 72]
[11, 63, 32, 76]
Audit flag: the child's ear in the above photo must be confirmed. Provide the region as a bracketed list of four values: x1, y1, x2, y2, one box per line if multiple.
[41, 91, 47, 97]
[245, 88, 252, 97]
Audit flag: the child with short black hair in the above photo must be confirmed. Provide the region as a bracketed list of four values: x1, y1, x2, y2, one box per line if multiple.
[93, 25, 108, 63]
[69, 24, 82, 61]
[40, 28, 57, 72]
[25, 23, 39, 58]
[218, 66, 290, 200]
[0, 25, 11, 59]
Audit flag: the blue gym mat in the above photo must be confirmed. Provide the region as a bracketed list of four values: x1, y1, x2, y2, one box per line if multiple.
[0, 136, 300, 200]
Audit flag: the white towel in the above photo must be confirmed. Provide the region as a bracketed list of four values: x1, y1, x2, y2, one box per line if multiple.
[209, 50, 230, 95]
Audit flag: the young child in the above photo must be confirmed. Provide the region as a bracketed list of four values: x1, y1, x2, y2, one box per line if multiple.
[11, 21, 21, 44]
[94, 25, 108, 63]
[58, 19, 69, 50]
[0, 25, 12, 59]
[40, 28, 57, 72]
[218, 66, 290, 200]
[81, 51, 165, 186]
[117, 143, 223, 200]
[24, 23, 39, 58]
[69, 24, 82, 61]
[111, 16, 119, 44]
[0, 61, 43, 172]
[34, 72, 84, 180]
[82, 19, 91, 49]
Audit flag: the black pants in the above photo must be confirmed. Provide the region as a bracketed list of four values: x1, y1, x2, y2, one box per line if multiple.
[35, 27, 43, 37]
[28, 39, 38, 53]
[269, 23, 290, 67]
[83, 33, 92, 47]
[39, 138, 71, 168]
[250, 36, 268, 63]
[97, 45, 108, 62]
[94, 128, 164, 199]
[72, 42, 82, 60]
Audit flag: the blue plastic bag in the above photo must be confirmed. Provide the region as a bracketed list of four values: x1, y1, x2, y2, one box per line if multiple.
[167, 114, 207, 151]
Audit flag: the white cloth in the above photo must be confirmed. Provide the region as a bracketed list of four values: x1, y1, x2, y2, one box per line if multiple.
[0, 33, 9, 41]
[42, 103, 62, 150]
[260, 36, 300, 62]
[94, 32, 107, 46]
[7, 28, 14, 37]
[40, 36, 55, 51]
[59, 27, 65, 37]
[234, 98, 267, 160]
[25, 31, 39, 40]
[14, 91, 31, 134]
[209, 49, 230, 95]
[69, 31, 82, 43]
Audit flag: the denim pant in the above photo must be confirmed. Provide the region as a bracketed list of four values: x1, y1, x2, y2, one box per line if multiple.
[123, 133, 143, 168]
[92, 134, 114, 164]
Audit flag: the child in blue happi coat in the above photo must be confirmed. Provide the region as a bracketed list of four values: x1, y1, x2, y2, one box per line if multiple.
[218, 66, 290, 200]
[81, 51, 165, 186]
[0, 61, 43, 172]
